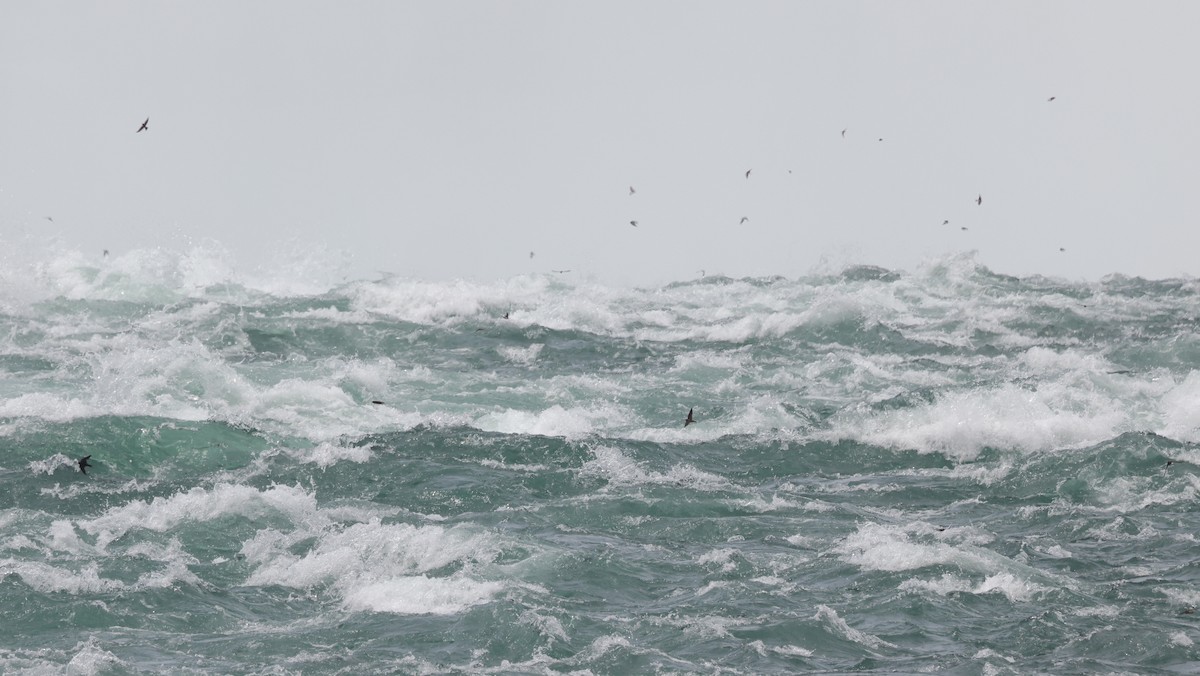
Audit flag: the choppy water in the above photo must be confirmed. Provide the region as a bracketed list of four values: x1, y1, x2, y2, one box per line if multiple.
[3, 247, 1200, 674]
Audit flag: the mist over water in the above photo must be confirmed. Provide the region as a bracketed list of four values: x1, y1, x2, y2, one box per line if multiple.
[2, 243, 1199, 673]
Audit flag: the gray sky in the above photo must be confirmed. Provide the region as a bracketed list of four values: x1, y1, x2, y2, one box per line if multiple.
[3, 1, 1199, 286]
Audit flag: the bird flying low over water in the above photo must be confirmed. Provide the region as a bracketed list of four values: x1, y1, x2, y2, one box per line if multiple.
[684, 408, 696, 427]
[78, 455, 92, 474]
[137, 118, 149, 133]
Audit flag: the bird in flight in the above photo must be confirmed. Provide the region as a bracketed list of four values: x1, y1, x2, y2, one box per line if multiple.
[630, 220, 638, 227]
[137, 118, 149, 133]
[976, 195, 982, 205]
[78, 455, 92, 474]
[552, 269, 571, 274]
[1047, 96, 1056, 102]
[740, 217, 749, 224]
[841, 128, 847, 138]
[745, 169, 752, 179]
[684, 408, 696, 427]
[529, 251, 535, 259]
[942, 220, 949, 225]
[629, 186, 636, 195]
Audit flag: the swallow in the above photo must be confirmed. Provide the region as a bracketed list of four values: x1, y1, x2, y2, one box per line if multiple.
[78, 455, 92, 474]
[137, 118, 149, 133]
[684, 408, 696, 427]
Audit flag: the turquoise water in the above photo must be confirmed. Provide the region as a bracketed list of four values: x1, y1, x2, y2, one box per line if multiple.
[2, 249, 1200, 674]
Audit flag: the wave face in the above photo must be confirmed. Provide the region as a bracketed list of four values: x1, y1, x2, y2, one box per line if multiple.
[3, 247, 1199, 673]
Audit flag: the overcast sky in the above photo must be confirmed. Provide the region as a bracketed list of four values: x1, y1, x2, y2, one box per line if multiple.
[3, 1, 1199, 286]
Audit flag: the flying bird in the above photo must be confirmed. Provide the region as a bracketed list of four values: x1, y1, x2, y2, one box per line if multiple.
[552, 269, 571, 274]
[1047, 96, 1056, 102]
[942, 220, 950, 225]
[629, 186, 636, 195]
[529, 251, 534, 259]
[740, 217, 749, 224]
[502, 312, 509, 319]
[137, 118, 149, 133]
[371, 400, 385, 405]
[45, 216, 53, 222]
[841, 128, 846, 138]
[630, 220, 638, 227]
[745, 169, 752, 179]
[976, 195, 982, 205]
[78, 455, 92, 474]
[684, 408, 696, 427]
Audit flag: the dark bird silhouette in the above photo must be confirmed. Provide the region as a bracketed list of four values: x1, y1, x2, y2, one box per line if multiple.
[78, 455, 92, 474]
[1047, 96, 1056, 102]
[529, 251, 534, 259]
[942, 220, 950, 225]
[740, 217, 749, 224]
[1059, 247, 1066, 252]
[976, 195, 982, 205]
[371, 400, 385, 405]
[102, 249, 110, 258]
[629, 186, 636, 195]
[137, 118, 149, 133]
[502, 312, 510, 319]
[745, 169, 752, 179]
[841, 128, 846, 138]
[630, 220, 638, 227]
[684, 408, 696, 427]
[45, 216, 53, 222]
[961, 226, 968, 231]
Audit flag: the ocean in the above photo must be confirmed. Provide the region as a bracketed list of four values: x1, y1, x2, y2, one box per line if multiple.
[2, 247, 1199, 674]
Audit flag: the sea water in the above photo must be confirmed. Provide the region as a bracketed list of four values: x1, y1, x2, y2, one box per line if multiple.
[2, 246, 1199, 674]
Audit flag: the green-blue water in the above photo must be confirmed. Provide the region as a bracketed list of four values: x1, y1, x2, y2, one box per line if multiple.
[3, 250, 1200, 674]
